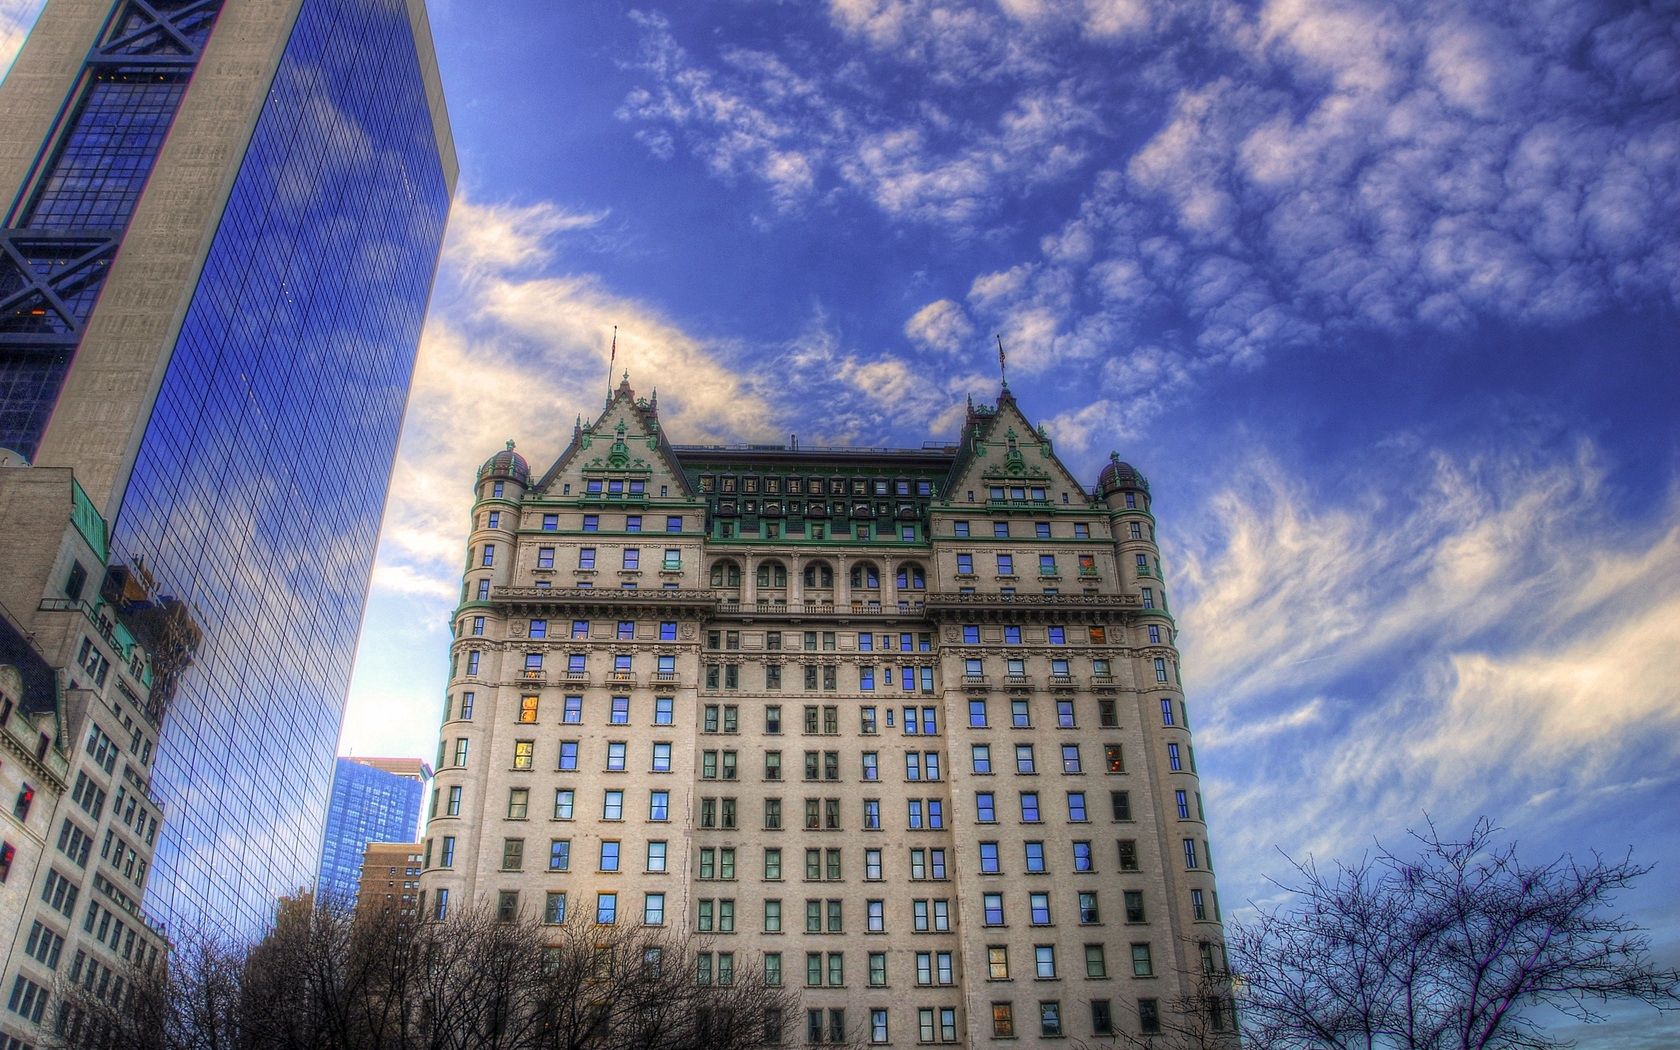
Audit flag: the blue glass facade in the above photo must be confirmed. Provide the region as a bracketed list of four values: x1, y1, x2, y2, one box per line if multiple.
[317, 759, 425, 904]
[99, 0, 450, 933]
[0, 1, 223, 457]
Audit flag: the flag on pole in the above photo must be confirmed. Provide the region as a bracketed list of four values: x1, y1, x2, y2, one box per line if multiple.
[996, 333, 1008, 387]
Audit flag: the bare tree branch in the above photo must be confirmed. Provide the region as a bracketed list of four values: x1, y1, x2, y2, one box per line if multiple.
[1228, 817, 1680, 1050]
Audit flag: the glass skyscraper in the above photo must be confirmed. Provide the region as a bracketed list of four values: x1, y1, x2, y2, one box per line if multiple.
[0, 0, 455, 934]
[317, 757, 429, 904]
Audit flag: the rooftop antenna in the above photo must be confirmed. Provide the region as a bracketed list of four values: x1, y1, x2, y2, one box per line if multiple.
[995, 333, 1008, 389]
[605, 325, 618, 406]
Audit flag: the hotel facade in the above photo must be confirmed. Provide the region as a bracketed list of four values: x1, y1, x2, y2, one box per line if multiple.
[421, 377, 1230, 1047]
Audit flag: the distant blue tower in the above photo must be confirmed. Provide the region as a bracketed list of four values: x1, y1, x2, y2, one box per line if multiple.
[318, 757, 430, 905]
[0, 0, 456, 934]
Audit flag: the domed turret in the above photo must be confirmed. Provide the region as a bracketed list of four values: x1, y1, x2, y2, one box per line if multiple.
[477, 440, 530, 487]
[1098, 451, 1147, 495]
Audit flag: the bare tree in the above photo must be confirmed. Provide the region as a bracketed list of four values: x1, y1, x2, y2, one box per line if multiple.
[52, 927, 245, 1050]
[51, 896, 802, 1050]
[1229, 818, 1680, 1050]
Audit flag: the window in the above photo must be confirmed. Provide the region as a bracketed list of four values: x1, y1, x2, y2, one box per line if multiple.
[1125, 890, 1146, 923]
[953, 520, 970, 537]
[649, 790, 670, 820]
[604, 790, 624, 820]
[596, 893, 617, 924]
[440, 837, 456, 867]
[1011, 699, 1031, 728]
[997, 553, 1014, 574]
[557, 692, 584, 725]
[868, 899, 885, 932]
[559, 741, 579, 770]
[1020, 792, 1040, 822]
[956, 552, 973, 574]
[554, 789, 575, 819]
[1085, 943, 1109, 978]
[968, 698, 988, 728]
[972, 744, 992, 774]
[1184, 838, 1200, 869]
[648, 841, 668, 872]
[583, 514, 599, 531]
[983, 893, 1005, 925]
[512, 739, 534, 769]
[458, 692, 475, 720]
[1079, 890, 1101, 925]
[1192, 888, 1209, 921]
[1131, 942, 1155, 977]
[1035, 944, 1057, 978]
[606, 741, 627, 771]
[1040, 1001, 1063, 1037]
[1061, 744, 1082, 773]
[988, 946, 1010, 980]
[992, 1003, 1015, 1037]
[1138, 997, 1162, 1034]
[1024, 841, 1046, 873]
[643, 892, 665, 926]
[508, 789, 529, 819]
[1030, 892, 1051, 925]
[549, 839, 571, 871]
[976, 792, 995, 822]
[1073, 840, 1094, 872]
[502, 838, 525, 870]
[1116, 838, 1141, 871]
[446, 786, 462, 815]
[600, 841, 621, 871]
[1112, 790, 1132, 821]
[1176, 789, 1190, 819]
[1016, 744, 1037, 774]
[979, 841, 1000, 873]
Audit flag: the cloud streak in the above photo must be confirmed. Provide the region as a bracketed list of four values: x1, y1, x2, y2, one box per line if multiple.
[1173, 437, 1680, 875]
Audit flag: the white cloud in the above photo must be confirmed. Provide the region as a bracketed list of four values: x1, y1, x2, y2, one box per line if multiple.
[0, 0, 43, 76]
[904, 297, 975, 354]
[364, 193, 784, 619]
[1174, 439, 1680, 874]
[444, 194, 607, 275]
[618, 0, 1680, 395]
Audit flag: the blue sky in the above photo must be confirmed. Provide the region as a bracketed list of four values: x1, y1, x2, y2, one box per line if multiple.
[6, 0, 1678, 1041]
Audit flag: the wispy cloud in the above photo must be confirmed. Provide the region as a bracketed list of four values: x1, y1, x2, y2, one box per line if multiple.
[618, 0, 1680, 434]
[1174, 437, 1680, 872]
[374, 190, 782, 602]
[0, 0, 43, 75]
[619, 10, 1106, 223]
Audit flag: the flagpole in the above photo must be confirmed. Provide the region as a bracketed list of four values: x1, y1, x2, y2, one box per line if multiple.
[996, 333, 1008, 389]
[606, 325, 618, 405]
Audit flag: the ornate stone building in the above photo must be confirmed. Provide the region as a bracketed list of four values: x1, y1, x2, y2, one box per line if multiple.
[420, 377, 1230, 1047]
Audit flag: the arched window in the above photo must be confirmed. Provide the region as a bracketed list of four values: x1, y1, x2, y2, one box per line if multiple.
[756, 562, 787, 587]
[896, 564, 927, 590]
[803, 563, 834, 588]
[709, 562, 741, 587]
[850, 563, 880, 589]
